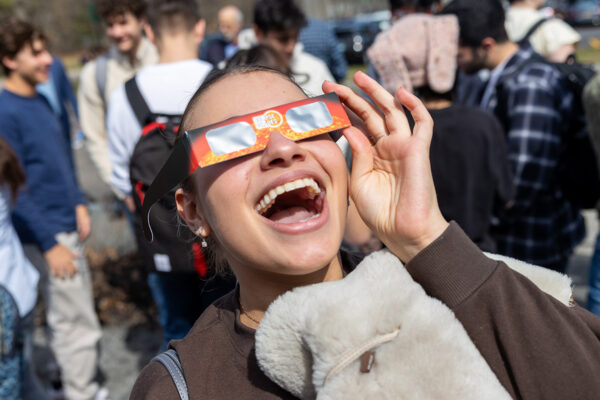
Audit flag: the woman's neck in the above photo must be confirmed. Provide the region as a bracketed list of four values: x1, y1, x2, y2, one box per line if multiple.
[235, 254, 345, 328]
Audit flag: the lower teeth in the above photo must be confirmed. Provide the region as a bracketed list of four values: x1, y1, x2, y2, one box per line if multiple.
[298, 213, 320, 223]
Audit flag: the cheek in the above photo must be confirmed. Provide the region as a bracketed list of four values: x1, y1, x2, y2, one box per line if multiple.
[312, 140, 347, 176]
[199, 160, 252, 224]
[127, 23, 142, 37]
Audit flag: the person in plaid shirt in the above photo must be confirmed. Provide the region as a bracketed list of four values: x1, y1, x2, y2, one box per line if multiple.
[442, 0, 585, 272]
[299, 18, 347, 83]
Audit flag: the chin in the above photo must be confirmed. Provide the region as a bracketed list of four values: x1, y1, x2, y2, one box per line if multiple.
[36, 73, 50, 84]
[273, 234, 342, 275]
[117, 40, 133, 53]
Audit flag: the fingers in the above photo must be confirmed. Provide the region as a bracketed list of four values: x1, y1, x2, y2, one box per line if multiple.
[340, 125, 373, 181]
[395, 87, 434, 145]
[49, 250, 79, 279]
[353, 71, 412, 138]
[50, 262, 77, 279]
[323, 79, 388, 142]
[79, 223, 91, 241]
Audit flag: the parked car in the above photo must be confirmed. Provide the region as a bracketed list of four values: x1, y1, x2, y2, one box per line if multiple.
[566, 0, 600, 26]
[332, 11, 391, 65]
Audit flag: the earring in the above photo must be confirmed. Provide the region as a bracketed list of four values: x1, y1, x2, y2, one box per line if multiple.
[195, 226, 208, 248]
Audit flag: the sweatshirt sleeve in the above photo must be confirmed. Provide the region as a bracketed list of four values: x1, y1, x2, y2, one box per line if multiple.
[405, 222, 600, 399]
[0, 116, 58, 252]
[78, 61, 113, 188]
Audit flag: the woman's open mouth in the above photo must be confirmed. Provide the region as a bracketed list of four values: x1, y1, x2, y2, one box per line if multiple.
[255, 177, 325, 225]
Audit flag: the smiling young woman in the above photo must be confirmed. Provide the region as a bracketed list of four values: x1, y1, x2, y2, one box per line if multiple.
[130, 66, 600, 399]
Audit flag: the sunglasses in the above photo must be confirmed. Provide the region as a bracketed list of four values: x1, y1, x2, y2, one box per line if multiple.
[141, 92, 351, 242]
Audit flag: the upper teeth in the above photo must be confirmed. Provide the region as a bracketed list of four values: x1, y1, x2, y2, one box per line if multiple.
[256, 177, 321, 214]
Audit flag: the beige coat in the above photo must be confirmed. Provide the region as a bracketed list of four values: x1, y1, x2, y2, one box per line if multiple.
[77, 38, 158, 194]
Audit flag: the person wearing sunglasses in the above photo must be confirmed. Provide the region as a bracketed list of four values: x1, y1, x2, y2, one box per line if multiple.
[130, 66, 600, 399]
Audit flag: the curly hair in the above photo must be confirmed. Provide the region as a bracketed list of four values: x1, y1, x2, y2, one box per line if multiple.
[0, 17, 47, 75]
[95, 0, 148, 20]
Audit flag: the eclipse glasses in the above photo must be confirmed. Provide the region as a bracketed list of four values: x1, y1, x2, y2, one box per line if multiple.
[141, 92, 351, 242]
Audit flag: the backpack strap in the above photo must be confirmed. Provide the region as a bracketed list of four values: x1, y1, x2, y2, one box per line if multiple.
[152, 349, 189, 400]
[124, 76, 153, 127]
[518, 17, 549, 45]
[95, 54, 109, 103]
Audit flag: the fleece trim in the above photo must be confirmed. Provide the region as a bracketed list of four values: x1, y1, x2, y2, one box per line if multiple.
[255, 250, 511, 399]
[255, 223, 573, 399]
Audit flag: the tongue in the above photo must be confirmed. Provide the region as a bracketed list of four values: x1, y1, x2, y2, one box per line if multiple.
[269, 206, 315, 224]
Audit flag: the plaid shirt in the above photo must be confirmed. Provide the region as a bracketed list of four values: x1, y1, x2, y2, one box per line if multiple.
[299, 19, 348, 82]
[484, 45, 585, 267]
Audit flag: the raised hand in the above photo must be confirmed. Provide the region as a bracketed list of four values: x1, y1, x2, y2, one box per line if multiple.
[323, 71, 448, 262]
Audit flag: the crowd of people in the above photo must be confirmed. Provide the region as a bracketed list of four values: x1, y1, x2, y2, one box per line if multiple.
[1, 0, 600, 399]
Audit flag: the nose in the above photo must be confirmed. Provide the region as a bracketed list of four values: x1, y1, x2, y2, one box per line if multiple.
[42, 51, 53, 66]
[260, 131, 306, 169]
[108, 25, 123, 38]
[284, 39, 296, 56]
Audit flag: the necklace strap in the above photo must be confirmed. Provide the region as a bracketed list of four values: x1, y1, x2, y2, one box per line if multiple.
[239, 299, 262, 325]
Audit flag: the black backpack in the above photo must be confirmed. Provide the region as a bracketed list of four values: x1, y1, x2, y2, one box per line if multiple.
[496, 39, 600, 209]
[125, 77, 208, 275]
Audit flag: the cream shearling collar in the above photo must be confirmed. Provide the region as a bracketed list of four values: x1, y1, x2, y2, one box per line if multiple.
[255, 249, 572, 399]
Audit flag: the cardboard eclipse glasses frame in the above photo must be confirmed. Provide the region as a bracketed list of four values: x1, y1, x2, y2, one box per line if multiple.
[142, 92, 351, 242]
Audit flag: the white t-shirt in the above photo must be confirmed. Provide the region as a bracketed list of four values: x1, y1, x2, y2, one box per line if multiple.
[505, 8, 581, 58]
[290, 43, 335, 97]
[107, 59, 212, 196]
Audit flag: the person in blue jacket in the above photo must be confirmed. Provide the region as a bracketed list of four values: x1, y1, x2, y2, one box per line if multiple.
[0, 17, 106, 400]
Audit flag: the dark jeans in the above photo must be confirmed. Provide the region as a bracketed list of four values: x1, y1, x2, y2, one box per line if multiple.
[147, 272, 236, 350]
[22, 312, 51, 400]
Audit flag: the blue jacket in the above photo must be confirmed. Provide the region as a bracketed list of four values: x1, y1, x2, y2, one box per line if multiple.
[0, 89, 86, 251]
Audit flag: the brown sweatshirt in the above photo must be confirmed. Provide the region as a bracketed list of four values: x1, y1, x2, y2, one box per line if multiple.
[130, 222, 600, 399]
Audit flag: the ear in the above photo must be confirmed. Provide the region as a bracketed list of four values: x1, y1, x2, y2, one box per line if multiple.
[194, 19, 206, 44]
[480, 37, 496, 52]
[175, 188, 211, 237]
[253, 24, 263, 41]
[144, 24, 155, 44]
[1, 55, 17, 73]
